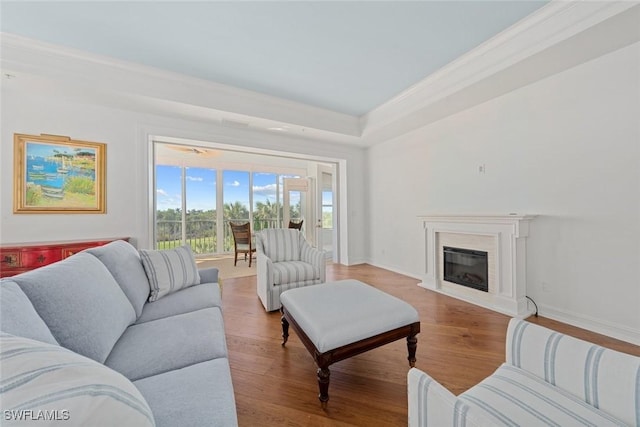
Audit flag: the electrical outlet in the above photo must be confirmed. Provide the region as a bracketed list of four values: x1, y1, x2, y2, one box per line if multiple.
[542, 281, 551, 292]
[478, 164, 486, 174]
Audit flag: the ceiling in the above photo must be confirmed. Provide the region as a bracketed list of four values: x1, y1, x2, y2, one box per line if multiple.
[0, 1, 548, 117]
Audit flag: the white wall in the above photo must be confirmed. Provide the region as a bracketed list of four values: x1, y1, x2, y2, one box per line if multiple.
[367, 42, 640, 344]
[0, 83, 367, 264]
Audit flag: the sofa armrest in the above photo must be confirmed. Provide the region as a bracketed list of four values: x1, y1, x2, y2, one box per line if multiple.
[198, 267, 219, 284]
[408, 368, 491, 427]
[505, 318, 640, 425]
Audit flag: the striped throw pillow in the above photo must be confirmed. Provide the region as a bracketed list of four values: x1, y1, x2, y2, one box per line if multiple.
[0, 333, 155, 426]
[139, 245, 200, 302]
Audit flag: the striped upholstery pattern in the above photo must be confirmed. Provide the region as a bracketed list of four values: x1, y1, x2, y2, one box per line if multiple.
[0, 333, 155, 426]
[408, 368, 496, 427]
[261, 228, 301, 262]
[139, 245, 200, 302]
[408, 319, 639, 426]
[506, 319, 639, 426]
[256, 229, 326, 311]
[460, 364, 626, 426]
[272, 261, 319, 286]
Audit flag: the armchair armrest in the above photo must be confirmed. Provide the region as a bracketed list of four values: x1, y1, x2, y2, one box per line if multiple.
[300, 240, 325, 282]
[198, 267, 219, 284]
[256, 250, 274, 305]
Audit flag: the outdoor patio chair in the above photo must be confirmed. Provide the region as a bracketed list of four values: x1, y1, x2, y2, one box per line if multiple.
[230, 221, 256, 267]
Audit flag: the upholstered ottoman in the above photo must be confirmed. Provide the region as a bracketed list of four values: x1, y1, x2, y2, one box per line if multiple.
[280, 279, 420, 405]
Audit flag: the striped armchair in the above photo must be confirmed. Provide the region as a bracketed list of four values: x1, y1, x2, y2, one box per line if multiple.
[256, 228, 326, 311]
[408, 318, 639, 426]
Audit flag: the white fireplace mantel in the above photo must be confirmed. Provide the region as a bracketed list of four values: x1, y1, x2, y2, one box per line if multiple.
[418, 214, 536, 317]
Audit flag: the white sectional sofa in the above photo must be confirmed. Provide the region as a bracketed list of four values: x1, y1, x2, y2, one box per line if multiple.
[0, 240, 237, 427]
[408, 318, 639, 427]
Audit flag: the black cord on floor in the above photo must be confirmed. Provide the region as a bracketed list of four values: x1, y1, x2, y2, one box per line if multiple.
[525, 296, 538, 317]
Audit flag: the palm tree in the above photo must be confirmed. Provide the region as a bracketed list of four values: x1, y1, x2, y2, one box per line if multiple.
[223, 201, 249, 220]
[253, 200, 279, 230]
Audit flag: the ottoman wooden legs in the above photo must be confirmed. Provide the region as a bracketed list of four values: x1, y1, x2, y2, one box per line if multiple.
[281, 307, 420, 406]
[317, 367, 330, 405]
[408, 334, 418, 367]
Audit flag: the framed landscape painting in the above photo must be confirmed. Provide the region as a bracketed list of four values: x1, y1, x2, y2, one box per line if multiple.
[13, 133, 106, 214]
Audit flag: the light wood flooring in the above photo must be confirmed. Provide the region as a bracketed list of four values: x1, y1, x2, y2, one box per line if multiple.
[221, 263, 640, 427]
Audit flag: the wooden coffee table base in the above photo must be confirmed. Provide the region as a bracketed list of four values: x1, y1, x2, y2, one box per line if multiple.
[281, 306, 420, 406]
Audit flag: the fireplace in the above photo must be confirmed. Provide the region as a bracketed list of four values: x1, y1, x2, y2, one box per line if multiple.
[443, 246, 489, 292]
[418, 214, 535, 317]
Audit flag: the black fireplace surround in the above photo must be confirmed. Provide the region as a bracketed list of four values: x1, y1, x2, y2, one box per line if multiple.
[443, 246, 488, 292]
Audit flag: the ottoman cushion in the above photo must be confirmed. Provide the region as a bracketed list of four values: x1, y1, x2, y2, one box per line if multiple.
[280, 279, 419, 352]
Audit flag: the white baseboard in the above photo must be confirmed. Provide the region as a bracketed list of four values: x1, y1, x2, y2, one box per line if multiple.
[539, 304, 640, 346]
[343, 261, 640, 347]
[344, 257, 368, 266]
[365, 260, 422, 280]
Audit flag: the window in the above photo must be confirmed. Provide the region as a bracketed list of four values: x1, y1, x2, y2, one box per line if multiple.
[253, 172, 279, 231]
[222, 170, 249, 252]
[185, 167, 216, 254]
[322, 190, 333, 229]
[155, 165, 182, 250]
[153, 142, 308, 256]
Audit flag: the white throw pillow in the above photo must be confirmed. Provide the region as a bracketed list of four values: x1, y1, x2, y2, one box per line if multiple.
[0, 333, 155, 427]
[139, 245, 201, 302]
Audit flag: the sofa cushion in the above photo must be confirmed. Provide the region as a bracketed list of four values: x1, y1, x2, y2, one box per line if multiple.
[260, 228, 301, 262]
[105, 307, 228, 381]
[272, 261, 320, 286]
[459, 363, 625, 427]
[12, 252, 136, 363]
[0, 280, 58, 345]
[136, 283, 222, 324]
[134, 358, 238, 427]
[0, 333, 155, 427]
[139, 245, 200, 302]
[86, 239, 150, 318]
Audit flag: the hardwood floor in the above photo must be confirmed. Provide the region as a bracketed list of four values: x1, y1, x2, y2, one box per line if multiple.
[221, 263, 640, 427]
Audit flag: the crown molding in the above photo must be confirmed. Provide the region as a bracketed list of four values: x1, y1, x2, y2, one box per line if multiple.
[1, 1, 637, 148]
[0, 32, 363, 142]
[361, 0, 640, 145]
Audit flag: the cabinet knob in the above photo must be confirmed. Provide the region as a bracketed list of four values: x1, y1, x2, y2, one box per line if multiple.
[37, 255, 46, 263]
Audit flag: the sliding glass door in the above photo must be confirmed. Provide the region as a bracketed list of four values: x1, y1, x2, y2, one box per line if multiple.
[253, 172, 279, 231]
[154, 147, 303, 255]
[222, 170, 249, 252]
[155, 164, 217, 254]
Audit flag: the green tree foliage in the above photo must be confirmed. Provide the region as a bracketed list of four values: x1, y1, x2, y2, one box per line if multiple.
[64, 176, 94, 195]
[156, 199, 304, 254]
[253, 200, 279, 230]
[223, 201, 249, 220]
[26, 184, 42, 205]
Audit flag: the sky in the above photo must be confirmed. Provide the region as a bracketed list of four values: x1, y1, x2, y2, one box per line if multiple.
[156, 166, 309, 212]
[26, 141, 95, 158]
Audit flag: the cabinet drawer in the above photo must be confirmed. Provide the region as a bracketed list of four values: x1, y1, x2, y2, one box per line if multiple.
[20, 249, 62, 268]
[62, 245, 92, 258]
[0, 238, 128, 278]
[1, 251, 21, 268]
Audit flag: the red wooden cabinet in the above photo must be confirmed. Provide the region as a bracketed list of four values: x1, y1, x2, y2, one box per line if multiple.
[0, 237, 128, 277]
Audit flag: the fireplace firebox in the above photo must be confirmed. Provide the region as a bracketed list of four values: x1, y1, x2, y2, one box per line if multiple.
[443, 246, 488, 292]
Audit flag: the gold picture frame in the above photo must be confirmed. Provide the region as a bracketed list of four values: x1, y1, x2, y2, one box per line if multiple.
[13, 133, 106, 214]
